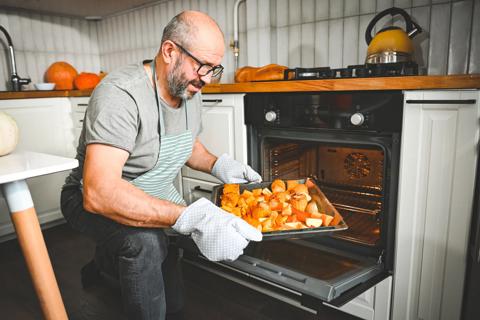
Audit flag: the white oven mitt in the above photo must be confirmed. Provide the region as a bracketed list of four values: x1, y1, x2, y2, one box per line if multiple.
[172, 198, 262, 261]
[211, 154, 262, 184]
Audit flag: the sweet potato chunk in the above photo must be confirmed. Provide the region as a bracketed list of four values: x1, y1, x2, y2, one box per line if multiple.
[220, 179, 329, 232]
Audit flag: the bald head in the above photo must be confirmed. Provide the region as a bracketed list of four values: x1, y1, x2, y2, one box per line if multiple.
[161, 11, 224, 51]
[156, 11, 225, 103]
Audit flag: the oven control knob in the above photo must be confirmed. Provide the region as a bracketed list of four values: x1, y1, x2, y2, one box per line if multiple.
[350, 113, 365, 126]
[265, 111, 277, 122]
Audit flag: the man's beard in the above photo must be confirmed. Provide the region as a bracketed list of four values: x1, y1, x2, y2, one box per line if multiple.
[167, 57, 204, 100]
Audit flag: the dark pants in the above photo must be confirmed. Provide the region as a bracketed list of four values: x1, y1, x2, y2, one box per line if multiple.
[60, 186, 184, 320]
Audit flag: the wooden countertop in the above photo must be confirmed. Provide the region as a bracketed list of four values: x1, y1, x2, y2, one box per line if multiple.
[202, 74, 480, 93]
[0, 89, 93, 100]
[0, 75, 478, 99]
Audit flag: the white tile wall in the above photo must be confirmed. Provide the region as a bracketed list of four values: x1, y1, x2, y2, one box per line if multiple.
[239, 0, 478, 74]
[0, 9, 100, 91]
[98, 0, 244, 83]
[0, 0, 478, 89]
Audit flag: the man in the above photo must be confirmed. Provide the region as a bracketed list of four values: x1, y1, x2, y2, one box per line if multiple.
[61, 11, 262, 320]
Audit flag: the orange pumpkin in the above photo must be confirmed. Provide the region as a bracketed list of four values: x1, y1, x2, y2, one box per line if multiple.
[45, 62, 78, 90]
[74, 72, 101, 90]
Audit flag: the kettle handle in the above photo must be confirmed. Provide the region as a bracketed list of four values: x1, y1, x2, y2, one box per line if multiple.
[365, 7, 422, 45]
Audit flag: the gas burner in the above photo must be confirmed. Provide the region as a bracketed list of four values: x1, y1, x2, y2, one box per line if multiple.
[284, 61, 418, 80]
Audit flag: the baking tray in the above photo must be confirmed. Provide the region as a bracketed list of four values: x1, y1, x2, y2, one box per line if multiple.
[212, 178, 348, 240]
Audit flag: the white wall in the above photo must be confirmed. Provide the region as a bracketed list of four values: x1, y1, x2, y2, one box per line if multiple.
[97, 0, 241, 83]
[97, 0, 479, 81]
[0, 0, 478, 88]
[246, 0, 479, 75]
[0, 9, 101, 91]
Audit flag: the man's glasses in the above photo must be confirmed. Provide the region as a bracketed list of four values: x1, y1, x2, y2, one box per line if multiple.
[172, 41, 224, 78]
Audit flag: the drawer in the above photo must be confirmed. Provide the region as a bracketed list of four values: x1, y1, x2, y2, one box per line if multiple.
[72, 104, 87, 129]
[182, 177, 219, 205]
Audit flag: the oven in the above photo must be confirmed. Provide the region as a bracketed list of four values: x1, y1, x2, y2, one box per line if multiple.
[180, 90, 403, 313]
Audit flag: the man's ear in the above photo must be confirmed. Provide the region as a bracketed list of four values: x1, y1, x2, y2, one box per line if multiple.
[161, 41, 176, 64]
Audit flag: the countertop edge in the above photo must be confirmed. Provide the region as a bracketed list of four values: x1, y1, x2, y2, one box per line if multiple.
[202, 74, 480, 93]
[0, 75, 478, 99]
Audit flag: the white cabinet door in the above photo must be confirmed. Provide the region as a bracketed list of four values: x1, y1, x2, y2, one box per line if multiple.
[0, 98, 74, 239]
[181, 94, 247, 183]
[393, 90, 479, 320]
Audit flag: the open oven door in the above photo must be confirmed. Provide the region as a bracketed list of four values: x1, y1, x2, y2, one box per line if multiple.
[175, 236, 390, 310]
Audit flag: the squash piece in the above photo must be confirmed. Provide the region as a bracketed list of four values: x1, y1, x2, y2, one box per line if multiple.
[321, 214, 334, 226]
[271, 179, 286, 193]
[286, 180, 299, 191]
[241, 189, 253, 198]
[223, 184, 240, 195]
[305, 218, 323, 228]
[252, 189, 262, 197]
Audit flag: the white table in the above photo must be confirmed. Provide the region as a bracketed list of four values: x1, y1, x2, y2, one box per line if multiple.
[0, 151, 78, 320]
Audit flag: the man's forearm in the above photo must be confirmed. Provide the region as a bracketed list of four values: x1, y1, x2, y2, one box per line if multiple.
[186, 139, 217, 173]
[83, 177, 184, 228]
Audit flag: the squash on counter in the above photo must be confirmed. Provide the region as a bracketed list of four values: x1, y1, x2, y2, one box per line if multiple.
[45, 61, 78, 90]
[74, 72, 101, 90]
[0, 111, 19, 156]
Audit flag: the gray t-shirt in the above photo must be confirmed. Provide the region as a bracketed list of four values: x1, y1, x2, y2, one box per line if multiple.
[65, 62, 203, 187]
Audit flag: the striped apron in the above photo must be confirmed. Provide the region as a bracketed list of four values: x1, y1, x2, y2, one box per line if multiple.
[130, 60, 193, 205]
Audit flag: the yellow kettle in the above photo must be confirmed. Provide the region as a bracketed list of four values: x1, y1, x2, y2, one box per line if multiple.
[365, 7, 422, 64]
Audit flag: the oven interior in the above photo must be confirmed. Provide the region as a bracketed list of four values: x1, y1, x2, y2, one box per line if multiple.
[262, 139, 384, 247]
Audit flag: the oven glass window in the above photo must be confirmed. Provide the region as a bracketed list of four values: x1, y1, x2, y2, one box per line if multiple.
[261, 138, 384, 247]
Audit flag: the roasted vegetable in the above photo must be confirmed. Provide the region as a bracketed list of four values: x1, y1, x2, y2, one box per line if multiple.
[220, 179, 333, 232]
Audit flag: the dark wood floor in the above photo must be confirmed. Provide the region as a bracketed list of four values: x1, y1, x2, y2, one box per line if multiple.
[0, 224, 359, 320]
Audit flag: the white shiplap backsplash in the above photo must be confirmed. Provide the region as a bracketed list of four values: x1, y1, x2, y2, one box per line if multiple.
[0, 9, 101, 91]
[97, 0, 240, 83]
[0, 0, 478, 89]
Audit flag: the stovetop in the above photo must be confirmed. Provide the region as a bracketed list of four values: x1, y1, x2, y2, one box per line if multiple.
[284, 61, 419, 80]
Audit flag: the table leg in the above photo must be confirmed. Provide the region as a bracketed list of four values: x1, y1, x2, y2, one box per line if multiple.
[1, 180, 68, 320]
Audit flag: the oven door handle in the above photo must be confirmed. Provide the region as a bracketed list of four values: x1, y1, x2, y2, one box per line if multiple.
[193, 185, 213, 194]
[405, 99, 476, 104]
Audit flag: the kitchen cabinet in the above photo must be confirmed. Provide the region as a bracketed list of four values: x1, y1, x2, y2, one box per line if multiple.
[181, 93, 247, 199]
[393, 90, 480, 320]
[0, 98, 78, 240]
[70, 97, 89, 146]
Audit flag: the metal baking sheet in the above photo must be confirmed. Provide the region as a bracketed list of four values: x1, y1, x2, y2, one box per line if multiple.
[212, 178, 348, 240]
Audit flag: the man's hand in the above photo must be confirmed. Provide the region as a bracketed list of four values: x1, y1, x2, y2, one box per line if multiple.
[211, 154, 262, 184]
[172, 198, 262, 261]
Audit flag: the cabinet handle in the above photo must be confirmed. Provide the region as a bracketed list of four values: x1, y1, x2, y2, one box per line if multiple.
[193, 186, 212, 194]
[202, 99, 223, 104]
[405, 99, 476, 104]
